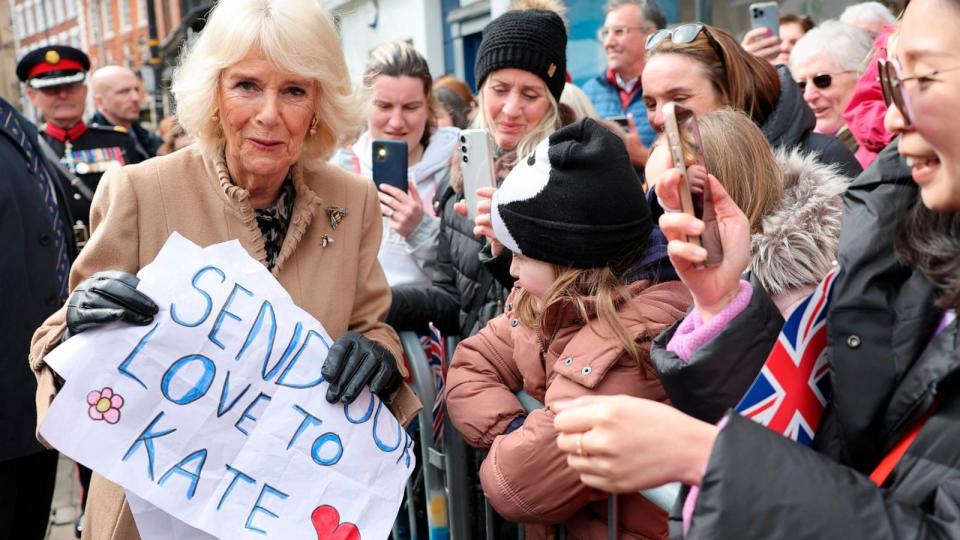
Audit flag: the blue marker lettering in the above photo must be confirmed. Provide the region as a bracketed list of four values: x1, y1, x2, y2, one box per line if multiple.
[217, 464, 256, 510]
[217, 371, 251, 418]
[171, 265, 225, 327]
[398, 429, 414, 468]
[158, 448, 208, 500]
[343, 392, 375, 424]
[208, 283, 254, 350]
[117, 323, 159, 390]
[235, 301, 277, 370]
[234, 392, 272, 436]
[122, 411, 176, 481]
[245, 484, 289, 535]
[161, 354, 216, 405]
[286, 404, 321, 450]
[274, 330, 332, 389]
[311, 433, 344, 466]
[372, 401, 402, 452]
[261, 321, 302, 382]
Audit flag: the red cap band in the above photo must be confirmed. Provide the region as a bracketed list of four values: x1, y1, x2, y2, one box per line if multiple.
[28, 58, 84, 80]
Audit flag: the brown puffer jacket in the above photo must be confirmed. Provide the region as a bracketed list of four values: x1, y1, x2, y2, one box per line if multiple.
[447, 280, 691, 539]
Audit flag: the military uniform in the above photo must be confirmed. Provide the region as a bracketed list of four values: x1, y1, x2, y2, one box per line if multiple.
[18, 45, 143, 247]
[39, 120, 141, 241]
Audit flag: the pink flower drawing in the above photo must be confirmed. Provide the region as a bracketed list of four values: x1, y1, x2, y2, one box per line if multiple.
[87, 387, 124, 424]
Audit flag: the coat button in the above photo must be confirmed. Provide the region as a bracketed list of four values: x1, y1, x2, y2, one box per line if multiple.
[74, 193, 82, 200]
[433, 201, 440, 212]
[581, 366, 592, 376]
[510, 319, 519, 327]
[39, 233, 52, 246]
[847, 335, 861, 349]
[45, 295, 58, 307]
[563, 357, 573, 366]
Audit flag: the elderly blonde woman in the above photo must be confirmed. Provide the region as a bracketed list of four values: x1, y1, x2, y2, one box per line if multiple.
[27, 1, 420, 538]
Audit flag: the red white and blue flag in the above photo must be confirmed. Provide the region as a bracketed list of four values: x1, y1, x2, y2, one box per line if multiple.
[421, 322, 447, 444]
[735, 268, 839, 446]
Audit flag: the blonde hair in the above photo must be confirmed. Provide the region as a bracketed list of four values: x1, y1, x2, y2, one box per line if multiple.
[171, 0, 362, 162]
[560, 83, 598, 121]
[655, 108, 782, 234]
[514, 262, 648, 371]
[475, 76, 561, 160]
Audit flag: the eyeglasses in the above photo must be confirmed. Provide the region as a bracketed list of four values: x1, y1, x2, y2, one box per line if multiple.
[597, 25, 649, 41]
[795, 71, 855, 92]
[645, 24, 726, 68]
[878, 57, 960, 126]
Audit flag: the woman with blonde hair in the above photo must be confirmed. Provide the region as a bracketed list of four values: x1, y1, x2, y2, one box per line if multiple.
[28, 1, 420, 538]
[388, 5, 567, 340]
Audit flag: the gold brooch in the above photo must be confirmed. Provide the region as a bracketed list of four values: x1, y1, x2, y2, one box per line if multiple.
[327, 206, 348, 230]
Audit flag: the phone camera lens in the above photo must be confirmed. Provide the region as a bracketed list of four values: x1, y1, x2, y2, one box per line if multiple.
[462, 155, 469, 163]
[459, 135, 466, 143]
[756, 9, 764, 16]
[461, 145, 468, 154]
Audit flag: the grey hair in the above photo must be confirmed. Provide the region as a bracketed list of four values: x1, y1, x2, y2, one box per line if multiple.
[172, 0, 362, 162]
[790, 20, 874, 73]
[603, 0, 667, 30]
[840, 2, 896, 28]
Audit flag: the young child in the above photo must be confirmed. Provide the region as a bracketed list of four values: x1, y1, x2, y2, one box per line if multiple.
[445, 119, 691, 539]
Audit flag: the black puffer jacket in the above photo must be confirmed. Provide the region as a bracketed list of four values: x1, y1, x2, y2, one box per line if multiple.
[388, 173, 511, 339]
[763, 65, 863, 179]
[652, 142, 960, 538]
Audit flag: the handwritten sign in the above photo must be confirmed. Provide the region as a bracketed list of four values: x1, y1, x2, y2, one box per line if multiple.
[41, 233, 413, 539]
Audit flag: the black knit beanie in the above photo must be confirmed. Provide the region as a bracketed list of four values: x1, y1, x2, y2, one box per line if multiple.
[474, 9, 567, 102]
[491, 118, 652, 269]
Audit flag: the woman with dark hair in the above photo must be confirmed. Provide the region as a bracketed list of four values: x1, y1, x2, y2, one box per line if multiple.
[553, 0, 960, 536]
[641, 23, 862, 178]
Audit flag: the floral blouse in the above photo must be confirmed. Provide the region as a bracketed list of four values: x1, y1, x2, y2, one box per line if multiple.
[254, 178, 296, 269]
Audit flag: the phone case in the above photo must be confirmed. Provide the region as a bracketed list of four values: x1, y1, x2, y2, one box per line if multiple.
[371, 140, 408, 193]
[749, 2, 780, 38]
[662, 102, 723, 267]
[458, 129, 496, 219]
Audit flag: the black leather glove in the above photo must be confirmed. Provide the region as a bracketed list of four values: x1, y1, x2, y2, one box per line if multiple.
[65, 271, 159, 337]
[322, 331, 402, 405]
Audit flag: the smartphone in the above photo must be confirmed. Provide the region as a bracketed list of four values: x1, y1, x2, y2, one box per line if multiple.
[608, 115, 630, 133]
[458, 128, 496, 219]
[371, 139, 408, 193]
[662, 102, 723, 266]
[749, 2, 780, 38]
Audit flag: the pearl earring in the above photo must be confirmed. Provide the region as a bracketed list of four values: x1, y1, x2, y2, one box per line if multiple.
[309, 116, 318, 136]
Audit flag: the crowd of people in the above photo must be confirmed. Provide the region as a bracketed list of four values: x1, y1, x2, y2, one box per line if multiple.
[4, 0, 960, 538]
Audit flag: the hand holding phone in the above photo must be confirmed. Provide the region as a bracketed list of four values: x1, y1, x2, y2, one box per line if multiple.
[662, 102, 723, 266]
[372, 140, 408, 193]
[459, 129, 497, 219]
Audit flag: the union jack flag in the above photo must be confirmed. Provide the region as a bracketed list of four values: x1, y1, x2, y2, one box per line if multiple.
[420, 322, 447, 445]
[735, 268, 839, 446]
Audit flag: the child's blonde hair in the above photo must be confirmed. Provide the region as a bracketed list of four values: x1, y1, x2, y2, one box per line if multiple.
[513, 249, 649, 374]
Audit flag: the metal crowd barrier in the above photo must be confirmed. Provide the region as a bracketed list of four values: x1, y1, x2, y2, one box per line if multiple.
[396, 332, 680, 540]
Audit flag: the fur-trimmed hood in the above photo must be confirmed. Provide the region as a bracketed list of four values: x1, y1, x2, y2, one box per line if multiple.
[751, 148, 851, 297]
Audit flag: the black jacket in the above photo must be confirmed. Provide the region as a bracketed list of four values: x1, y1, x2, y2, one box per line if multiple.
[0, 103, 77, 462]
[763, 65, 863, 179]
[388, 178, 512, 339]
[652, 142, 960, 538]
[91, 110, 163, 160]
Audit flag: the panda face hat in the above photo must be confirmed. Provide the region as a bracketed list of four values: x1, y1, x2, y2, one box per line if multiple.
[491, 118, 652, 269]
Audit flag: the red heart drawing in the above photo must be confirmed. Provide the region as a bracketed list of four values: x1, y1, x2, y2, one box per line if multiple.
[311, 505, 361, 540]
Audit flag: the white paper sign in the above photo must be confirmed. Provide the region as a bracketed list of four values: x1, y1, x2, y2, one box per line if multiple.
[41, 233, 414, 539]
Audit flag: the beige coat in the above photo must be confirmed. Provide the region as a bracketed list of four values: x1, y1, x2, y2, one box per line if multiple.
[28, 145, 421, 540]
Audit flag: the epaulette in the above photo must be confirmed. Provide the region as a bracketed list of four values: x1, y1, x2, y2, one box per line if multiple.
[89, 123, 128, 134]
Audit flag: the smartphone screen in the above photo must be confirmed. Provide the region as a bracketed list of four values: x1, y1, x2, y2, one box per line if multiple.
[663, 102, 723, 266]
[371, 140, 408, 193]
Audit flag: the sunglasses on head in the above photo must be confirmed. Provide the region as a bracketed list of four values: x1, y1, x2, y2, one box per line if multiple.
[645, 24, 727, 69]
[795, 72, 854, 92]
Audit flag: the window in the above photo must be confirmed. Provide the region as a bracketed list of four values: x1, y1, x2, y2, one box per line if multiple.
[54, 0, 64, 24]
[70, 27, 81, 47]
[138, 0, 148, 27]
[35, 1, 45, 32]
[120, 0, 131, 30]
[25, 2, 35, 35]
[14, 5, 24, 38]
[103, 0, 114, 38]
[88, 1, 100, 41]
[44, 0, 54, 28]
[66, 0, 75, 18]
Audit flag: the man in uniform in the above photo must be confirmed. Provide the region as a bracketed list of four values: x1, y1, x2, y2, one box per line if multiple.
[91, 65, 163, 160]
[17, 45, 142, 247]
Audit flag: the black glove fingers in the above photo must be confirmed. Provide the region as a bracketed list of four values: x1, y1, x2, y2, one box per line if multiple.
[75, 307, 130, 331]
[321, 338, 357, 383]
[91, 277, 158, 316]
[368, 363, 400, 400]
[340, 353, 379, 404]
